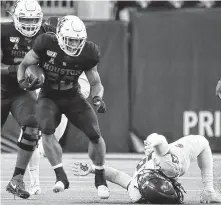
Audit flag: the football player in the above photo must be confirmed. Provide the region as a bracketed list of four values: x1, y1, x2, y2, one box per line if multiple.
[1, 0, 48, 199]
[72, 134, 221, 203]
[28, 72, 91, 195]
[17, 15, 110, 199]
[215, 78, 221, 99]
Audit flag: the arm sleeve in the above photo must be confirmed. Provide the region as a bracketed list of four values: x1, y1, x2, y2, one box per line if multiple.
[145, 133, 170, 156]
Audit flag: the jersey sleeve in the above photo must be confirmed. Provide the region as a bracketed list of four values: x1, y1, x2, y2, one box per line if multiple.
[32, 33, 48, 56]
[1, 23, 9, 49]
[84, 42, 100, 70]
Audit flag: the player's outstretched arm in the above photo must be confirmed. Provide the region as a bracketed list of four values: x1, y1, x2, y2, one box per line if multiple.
[144, 133, 170, 156]
[72, 162, 131, 189]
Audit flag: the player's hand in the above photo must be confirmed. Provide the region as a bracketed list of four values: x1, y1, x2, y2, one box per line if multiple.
[144, 138, 154, 157]
[93, 96, 106, 113]
[215, 79, 221, 99]
[144, 140, 153, 156]
[18, 77, 42, 91]
[71, 162, 94, 176]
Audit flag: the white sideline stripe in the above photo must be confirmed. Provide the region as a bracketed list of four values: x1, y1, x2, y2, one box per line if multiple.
[1, 176, 221, 179]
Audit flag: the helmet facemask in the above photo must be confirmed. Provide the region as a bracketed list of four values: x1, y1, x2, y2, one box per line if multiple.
[56, 15, 87, 57]
[13, 0, 43, 37]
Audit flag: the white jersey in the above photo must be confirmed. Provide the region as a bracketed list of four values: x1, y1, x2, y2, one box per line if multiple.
[133, 135, 207, 179]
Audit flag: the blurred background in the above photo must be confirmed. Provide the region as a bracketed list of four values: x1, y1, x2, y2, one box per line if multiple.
[1, 0, 221, 154]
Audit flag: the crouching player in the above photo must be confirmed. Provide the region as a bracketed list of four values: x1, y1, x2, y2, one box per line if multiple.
[72, 134, 221, 203]
[27, 72, 90, 195]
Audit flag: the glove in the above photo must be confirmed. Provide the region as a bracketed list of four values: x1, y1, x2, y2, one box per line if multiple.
[93, 96, 106, 113]
[143, 139, 154, 157]
[71, 162, 94, 176]
[216, 80, 221, 99]
[18, 77, 42, 91]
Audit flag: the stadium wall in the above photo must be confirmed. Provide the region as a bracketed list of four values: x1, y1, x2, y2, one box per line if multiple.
[1, 9, 221, 153]
[130, 9, 221, 152]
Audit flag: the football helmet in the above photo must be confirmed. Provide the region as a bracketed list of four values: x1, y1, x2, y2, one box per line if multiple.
[56, 15, 87, 57]
[137, 169, 185, 204]
[12, 0, 43, 37]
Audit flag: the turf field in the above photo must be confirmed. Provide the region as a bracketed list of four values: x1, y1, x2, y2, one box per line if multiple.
[1, 153, 221, 205]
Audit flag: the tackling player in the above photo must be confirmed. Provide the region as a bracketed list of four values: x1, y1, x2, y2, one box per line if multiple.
[17, 15, 110, 199]
[28, 72, 91, 195]
[1, 0, 48, 199]
[72, 134, 221, 203]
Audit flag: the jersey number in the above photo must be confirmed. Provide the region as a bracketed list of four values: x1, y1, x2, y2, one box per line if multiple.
[171, 154, 179, 164]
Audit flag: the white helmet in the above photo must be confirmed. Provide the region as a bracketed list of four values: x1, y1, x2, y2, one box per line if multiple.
[56, 15, 87, 57]
[13, 0, 43, 37]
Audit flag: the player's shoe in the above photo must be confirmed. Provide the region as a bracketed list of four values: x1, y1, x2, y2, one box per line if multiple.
[200, 190, 221, 203]
[28, 184, 41, 195]
[95, 169, 110, 199]
[52, 179, 69, 193]
[6, 174, 30, 199]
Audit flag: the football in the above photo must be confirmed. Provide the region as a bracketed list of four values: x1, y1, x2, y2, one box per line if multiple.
[25, 65, 45, 84]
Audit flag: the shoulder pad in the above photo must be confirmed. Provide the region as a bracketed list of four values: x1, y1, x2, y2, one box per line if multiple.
[85, 41, 100, 62]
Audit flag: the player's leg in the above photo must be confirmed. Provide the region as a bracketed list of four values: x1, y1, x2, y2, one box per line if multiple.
[65, 96, 109, 199]
[194, 135, 221, 203]
[27, 145, 41, 195]
[37, 97, 69, 192]
[54, 114, 68, 142]
[6, 91, 39, 199]
[1, 98, 11, 128]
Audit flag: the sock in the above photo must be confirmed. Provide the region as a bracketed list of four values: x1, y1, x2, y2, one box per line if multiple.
[94, 165, 104, 170]
[53, 164, 67, 181]
[201, 172, 215, 192]
[95, 169, 107, 188]
[28, 166, 40, 186]
[28, 147, 40, 186]
[197, 143, 215, 192]
[13, 167, 25, 177]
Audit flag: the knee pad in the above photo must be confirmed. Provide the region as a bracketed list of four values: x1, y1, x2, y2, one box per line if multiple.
[17, 126, 41, 151]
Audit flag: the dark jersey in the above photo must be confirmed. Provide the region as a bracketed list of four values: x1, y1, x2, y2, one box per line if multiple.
[32, 33, 100, 90]
[1, 22, 54, 94]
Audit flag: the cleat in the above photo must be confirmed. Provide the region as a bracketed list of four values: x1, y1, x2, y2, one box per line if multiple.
[200, 190, 221, 203]
[97, 185, 110, 199]
[52, 179, 69, 193]
[95, 169, 110, 199]
[28, 184, 41, 195]
[6, 175, 30, 199]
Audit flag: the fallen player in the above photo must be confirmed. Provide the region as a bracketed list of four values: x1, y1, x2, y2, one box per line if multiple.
[72, 134, 221, 203]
